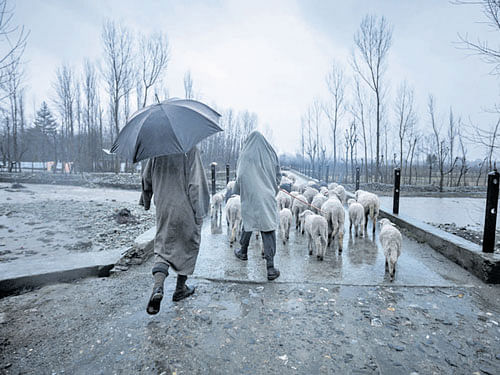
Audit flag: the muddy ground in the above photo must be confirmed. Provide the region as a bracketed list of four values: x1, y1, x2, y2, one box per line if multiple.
[0, 183, 155, 264]
[1, 260, 499, 375]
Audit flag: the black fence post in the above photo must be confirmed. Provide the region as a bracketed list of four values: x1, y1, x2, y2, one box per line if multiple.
[226, 164, 230, 185]
[326, 165, 329, 184]
[211, 162, 216, 196]
[356, 167, 360, 191]
[483, 169, 499, 253]
[393, 168, 401, 214]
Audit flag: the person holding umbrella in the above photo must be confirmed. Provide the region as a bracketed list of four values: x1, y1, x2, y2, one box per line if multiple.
[233, 130, 281, 281]
[109, 98, 222, 315]
[141, 148, 209, 314]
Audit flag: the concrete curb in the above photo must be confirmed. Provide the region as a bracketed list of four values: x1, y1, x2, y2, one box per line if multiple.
[0, 227, 157, 298]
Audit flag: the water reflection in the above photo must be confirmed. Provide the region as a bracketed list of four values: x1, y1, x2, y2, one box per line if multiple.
[211, 217, 223, 234]
[346, 235, 378, 266]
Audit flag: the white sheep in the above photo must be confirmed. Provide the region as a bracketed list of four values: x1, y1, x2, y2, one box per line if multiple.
[210, 193, 224, 221]
[225, 195, 241, 246]
[333, 185, 346, 205]
[277, 190, 292, 210]
[355, 190, 380, 235]
[290, 191, 300, 199]
[311, 193, 328, 214]
[291, 194, 309, 230]
[280, 175, 292, 186]
[320, 186, 329, 196]
[328, 182, 338, 190]
[296, 183, 308, 194]
[321, 197, 345, 251]
[225, 180, 236, 202]
[303, 213, 328, 260]
[288, 174, 297, 184]
[303, 187, 319, 204]
[347, 198, 365, 237]
[279, 208, 293, 244]
[379, 218, 402, 281]
[298, 209, 314, 235]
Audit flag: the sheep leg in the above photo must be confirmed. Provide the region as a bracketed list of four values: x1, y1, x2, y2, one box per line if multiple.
[308, 234, 313, 255]
[354, 224, 358, 237]
[364, 212, 369, 233]
[338, 231, 343, 252]
[372, 216, 376, 234]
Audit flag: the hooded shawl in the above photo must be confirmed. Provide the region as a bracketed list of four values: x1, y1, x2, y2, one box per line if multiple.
[141, 147, 209, 275]
[233, 131, 281, 232]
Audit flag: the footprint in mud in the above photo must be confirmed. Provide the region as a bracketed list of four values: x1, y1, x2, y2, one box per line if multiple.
[25, 222, 41, 226]
[44, 230, 56, 236]
[37, 237, 54, 243]
[23, 250, 38, 256]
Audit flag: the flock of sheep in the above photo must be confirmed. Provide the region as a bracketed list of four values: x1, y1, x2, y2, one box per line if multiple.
[210, 171, 403, 280]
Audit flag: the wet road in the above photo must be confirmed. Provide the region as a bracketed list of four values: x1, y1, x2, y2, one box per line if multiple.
[197, 211, 479, 287]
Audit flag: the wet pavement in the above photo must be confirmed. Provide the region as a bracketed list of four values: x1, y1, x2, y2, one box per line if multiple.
[197, 213, 479, 287]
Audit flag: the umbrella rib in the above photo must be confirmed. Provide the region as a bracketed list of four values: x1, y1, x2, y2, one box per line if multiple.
[155, 103, 184, 152]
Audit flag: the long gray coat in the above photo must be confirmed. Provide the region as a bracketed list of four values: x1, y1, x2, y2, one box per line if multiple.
[233, 131, 281, 232]
[141, 147, 209, 275]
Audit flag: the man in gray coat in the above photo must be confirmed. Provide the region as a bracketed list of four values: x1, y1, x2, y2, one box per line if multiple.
[140, 147, 210, 315]
[233, 131, 281, 280]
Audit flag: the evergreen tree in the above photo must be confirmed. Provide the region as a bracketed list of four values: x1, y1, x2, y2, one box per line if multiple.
[28, 101, 58, 163]
[33, 101, 57, 136]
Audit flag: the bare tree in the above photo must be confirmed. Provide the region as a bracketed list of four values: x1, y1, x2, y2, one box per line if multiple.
[324, 61, 346, 180]
[139, 31, 169, 108]
[456, 125, 470, 186]
[447, 107, 458, 186]
[101, 20, 135, 172]
[184, 70, 194, 99]
[303, 107, 317, 177]
[351, 77, 371, 182]
[1, 53, 24, 171]
[53, 64, 76, 170]
[344, 119, 358, 182]
[352, 14, 393, 182]
[0, 0, 29, 87]
[394, 81, 417, 173]
[101, 20, 135, 143]
[456, 0, 500, 75]
[428, 95, 459, 191]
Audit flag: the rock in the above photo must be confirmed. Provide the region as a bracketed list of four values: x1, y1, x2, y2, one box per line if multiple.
[387, 343, 405, 351]
[114, 208, 138, 224]
[371, 318, 383, 327]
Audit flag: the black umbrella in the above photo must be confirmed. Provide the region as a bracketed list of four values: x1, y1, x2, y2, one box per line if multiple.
[109, 98, 222, 163]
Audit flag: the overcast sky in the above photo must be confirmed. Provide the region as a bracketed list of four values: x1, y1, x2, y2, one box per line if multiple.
[14, 0, 499, 159]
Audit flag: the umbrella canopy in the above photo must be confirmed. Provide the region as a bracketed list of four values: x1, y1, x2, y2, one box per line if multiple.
[109, 98, 222, 163]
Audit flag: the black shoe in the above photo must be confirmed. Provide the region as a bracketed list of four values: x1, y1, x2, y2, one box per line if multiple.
[234, 248, 248, 261]
[172, 285, 195, 302]
[146, 286, 163, 315]
[267, 267, 280, 281]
